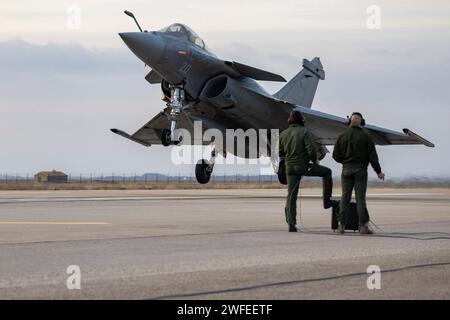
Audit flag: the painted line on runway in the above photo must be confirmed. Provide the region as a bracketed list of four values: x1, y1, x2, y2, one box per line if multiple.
[0, 221, 111, 225]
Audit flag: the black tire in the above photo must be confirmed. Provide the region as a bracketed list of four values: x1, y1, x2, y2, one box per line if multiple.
[161, 129, 171, 146]
[161, 129, 183, 146]
[195, 159, 211, 184]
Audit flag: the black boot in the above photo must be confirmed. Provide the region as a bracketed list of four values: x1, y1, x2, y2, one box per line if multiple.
[324, 198, 339, 209]
[288, 224, 297, 232]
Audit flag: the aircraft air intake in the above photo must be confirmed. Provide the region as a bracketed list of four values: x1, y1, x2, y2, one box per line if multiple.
[199, 75, 242, 109]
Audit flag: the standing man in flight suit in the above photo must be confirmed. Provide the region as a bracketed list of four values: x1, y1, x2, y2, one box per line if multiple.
[279, 110, 338, 232]
[332, 112, 385, 234]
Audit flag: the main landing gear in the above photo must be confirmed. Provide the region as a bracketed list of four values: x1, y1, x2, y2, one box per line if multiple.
[195, 148, 217, 184]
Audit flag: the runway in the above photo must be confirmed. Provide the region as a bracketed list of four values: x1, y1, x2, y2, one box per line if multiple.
[0, 188, 449, 299]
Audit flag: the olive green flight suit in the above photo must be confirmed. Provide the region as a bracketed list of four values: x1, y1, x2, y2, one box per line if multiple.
[332, 126, 382, 226]
[279, 124, 333, 226]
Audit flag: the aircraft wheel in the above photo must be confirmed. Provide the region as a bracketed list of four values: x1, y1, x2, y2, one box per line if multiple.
[161, 129, 183, 146]
[195, 159, 212, 184]
[161, 129, 171, 146]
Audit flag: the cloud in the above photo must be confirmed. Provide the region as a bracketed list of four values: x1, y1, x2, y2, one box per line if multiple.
[0, 38, 139, 74]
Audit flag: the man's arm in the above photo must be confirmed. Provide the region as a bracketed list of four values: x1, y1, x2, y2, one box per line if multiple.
[278, 133, 286, 158]
[332, 135, 343, 163]
[368, 136, 382, 174]
[304, 129, 317, 163]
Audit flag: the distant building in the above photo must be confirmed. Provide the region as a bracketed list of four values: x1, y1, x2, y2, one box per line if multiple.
[34, 170, 68, 183]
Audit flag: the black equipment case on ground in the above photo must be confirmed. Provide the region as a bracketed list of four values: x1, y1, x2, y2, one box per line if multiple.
[331, 201, 362, 232]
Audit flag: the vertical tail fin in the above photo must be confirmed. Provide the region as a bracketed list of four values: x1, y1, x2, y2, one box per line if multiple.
[273, 57, 325, 108]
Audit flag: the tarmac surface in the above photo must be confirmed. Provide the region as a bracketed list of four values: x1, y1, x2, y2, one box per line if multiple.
[0, 188, 449, 299]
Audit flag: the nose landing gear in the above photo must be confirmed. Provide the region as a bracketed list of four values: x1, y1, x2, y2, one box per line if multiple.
[161, 128, 182, 146]
[160, 83, 218, 184]
[161, 84, 185, 146]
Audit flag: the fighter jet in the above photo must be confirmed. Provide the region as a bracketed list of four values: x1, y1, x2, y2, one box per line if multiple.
[111, 10, 434, 184]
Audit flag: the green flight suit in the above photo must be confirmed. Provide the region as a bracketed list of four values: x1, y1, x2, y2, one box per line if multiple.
[332, 126, 382, 226]
[279, 124, 333, 226]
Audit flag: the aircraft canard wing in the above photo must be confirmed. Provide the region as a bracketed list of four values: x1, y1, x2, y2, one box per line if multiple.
[227, 61, 287, 82]
[293, 105, 435, 147]
[145, 69, 163, 84]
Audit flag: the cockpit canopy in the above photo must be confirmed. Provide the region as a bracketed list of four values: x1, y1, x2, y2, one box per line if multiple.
[158, 23, 212, 54]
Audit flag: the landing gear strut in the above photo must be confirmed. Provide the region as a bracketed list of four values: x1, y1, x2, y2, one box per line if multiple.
[195, 149, 217, 184]
[161, 84, 185, 146]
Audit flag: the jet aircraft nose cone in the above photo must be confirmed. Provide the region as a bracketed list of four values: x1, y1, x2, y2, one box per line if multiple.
[119, 32, 165, 66]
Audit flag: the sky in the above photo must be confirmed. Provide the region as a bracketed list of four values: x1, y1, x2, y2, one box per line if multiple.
[1, 0, 449, 179]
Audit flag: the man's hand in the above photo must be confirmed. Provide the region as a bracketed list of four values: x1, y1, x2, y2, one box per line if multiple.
[377, 172, 385, 180]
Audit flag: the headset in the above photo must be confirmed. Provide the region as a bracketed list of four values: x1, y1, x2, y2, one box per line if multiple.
[299, 113, 306, 126]
[347, 112, 366, 126]
[288, 110, 306, 126]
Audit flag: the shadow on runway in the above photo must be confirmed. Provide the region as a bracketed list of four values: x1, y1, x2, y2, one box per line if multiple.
[297, 228, 450, 240]
[149, 261, 450, 300]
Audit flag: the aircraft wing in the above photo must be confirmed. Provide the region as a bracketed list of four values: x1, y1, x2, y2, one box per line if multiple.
[111, 110, 168, 146]
[112, 92, 434, 148]
[145, 70, 163, 84]
[243, 87, 434, 147]
[110, 106, 212, 146]
[294, 105, 435, 147]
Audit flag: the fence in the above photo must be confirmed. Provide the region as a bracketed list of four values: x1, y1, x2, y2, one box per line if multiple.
[1, 173, 444, 190]
[0, 173, 289, 189]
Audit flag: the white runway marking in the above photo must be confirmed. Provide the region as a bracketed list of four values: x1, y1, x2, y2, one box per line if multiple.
[0, 221, 111, 225]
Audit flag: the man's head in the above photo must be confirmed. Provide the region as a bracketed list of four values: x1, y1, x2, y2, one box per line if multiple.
[288, 110, 305, 126]
[348, 112, 365, 127]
